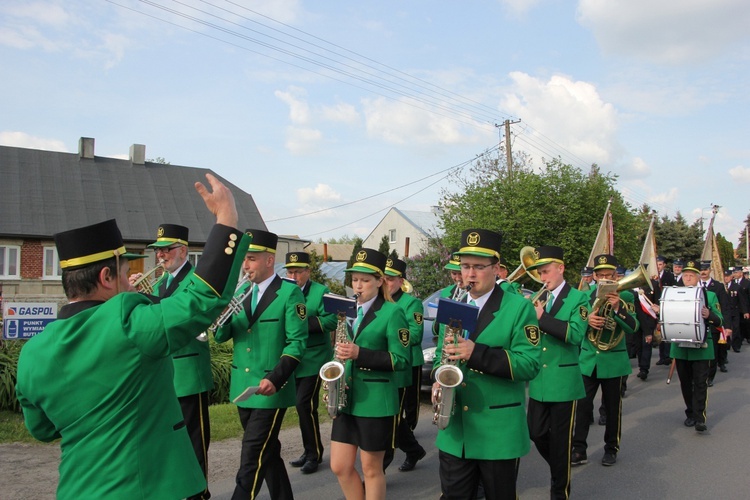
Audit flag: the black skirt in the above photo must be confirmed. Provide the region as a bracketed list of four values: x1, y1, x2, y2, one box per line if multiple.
[330, 413, 397, 452]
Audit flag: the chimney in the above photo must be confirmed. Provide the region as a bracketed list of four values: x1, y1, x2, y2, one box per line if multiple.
[130, 144, 146, 165]
[78, 137, 95, 159]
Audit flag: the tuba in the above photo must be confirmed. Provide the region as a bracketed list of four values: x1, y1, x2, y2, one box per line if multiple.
[587, 264, 652, 350]
[133, 260, 166, 294]
[507, 247, 543, 285]
[320, 310, 351, 418]
[432, 319, 465, 430]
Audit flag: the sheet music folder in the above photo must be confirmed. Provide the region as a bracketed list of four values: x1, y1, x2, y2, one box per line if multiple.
[436, 298, 480, 333]
[323, 294, 357, 319]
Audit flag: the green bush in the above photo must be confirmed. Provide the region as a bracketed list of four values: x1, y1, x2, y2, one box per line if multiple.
[209, 337, 234, 404]
[0, 339, 24, 412]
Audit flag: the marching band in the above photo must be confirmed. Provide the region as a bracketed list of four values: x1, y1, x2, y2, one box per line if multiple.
[16, 178, 749, 500]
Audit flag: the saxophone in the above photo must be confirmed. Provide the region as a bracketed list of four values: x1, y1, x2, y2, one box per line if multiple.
[432, 284, 471, 430]
[320, 311, 350, 418]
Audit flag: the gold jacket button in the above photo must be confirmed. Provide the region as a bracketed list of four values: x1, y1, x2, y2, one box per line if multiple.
[225, 247, 233, 255]
[230, 233, 238, 241]
[463, 406, 469, 411]
[543, 364, 547, 368]
[246, 348, 251, 352]
[462, 382, 467, 387]
[229, 240, 236, 248]
[543, 347, 547, 351]
[245, 368, 250, 373]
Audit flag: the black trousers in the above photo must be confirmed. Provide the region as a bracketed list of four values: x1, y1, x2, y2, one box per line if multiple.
[180, 391, 211, 500]
[232, 407, 292, 500]
[294, 375, 324, 462]
[708, 332, 728, 380]
[396, 366, 425, 457]
[573, 371, 623, 456]
[658, 341, 671, 362]
[676, 358, 710, 424]
[438, 450, 519, 500]
[637, 332, 653, 373]
[527, 398, 576, 500]
[728, 311, 742, 351]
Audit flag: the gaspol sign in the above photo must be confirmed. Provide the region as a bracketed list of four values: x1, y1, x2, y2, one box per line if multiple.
[2, 302, 58, 340]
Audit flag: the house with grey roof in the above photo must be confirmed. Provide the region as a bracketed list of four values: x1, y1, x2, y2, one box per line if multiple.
[0, 137, 279, 302]
[362, 207, 443, 257]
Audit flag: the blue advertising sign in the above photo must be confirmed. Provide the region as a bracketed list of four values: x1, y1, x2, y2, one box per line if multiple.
[2, 302, 58, 339]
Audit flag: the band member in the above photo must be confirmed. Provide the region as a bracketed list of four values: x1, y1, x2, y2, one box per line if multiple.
[142, 224, 212, 500]
[671, 260, 723, 432]
[15, 175, 248, 499]
[579, 266, 595, 290]
[673, 259, 685, 286]
[655, 255, 676, 287]
[433, 229, 540, 500]
[330, 248, 410, 500]
[572, 254, 638, 467]
[215, 229, 308, 500]
[724, 268, 747, 354]
[284, 251, 338, 474]
[657, 258, 680, 366]
[700, 261, 730, 382]
[383, 258, 427, 472]
[526, 246, 589, 500]
[733, 266, 750, 345]
[433, 253, 467, 335]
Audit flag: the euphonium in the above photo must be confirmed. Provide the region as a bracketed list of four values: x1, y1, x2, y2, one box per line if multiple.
[587, 264, 652, 350]
[320, 310, 351, 418]
[133, 260, 166, 294]
[507, 246, 543, 285]
[432, 319, 465, 430]
[197, 272, 251, 341]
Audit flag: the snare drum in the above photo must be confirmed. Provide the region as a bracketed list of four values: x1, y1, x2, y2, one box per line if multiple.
[659, 286, 706, 345]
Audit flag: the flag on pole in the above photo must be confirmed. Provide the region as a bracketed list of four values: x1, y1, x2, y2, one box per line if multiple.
[639, 214, 659, 281]
[700, 206, 724, 281]
[587, 198, 614, 267]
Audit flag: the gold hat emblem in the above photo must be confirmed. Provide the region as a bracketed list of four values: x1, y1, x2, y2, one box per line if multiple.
[598, 256, 607, 264]
[386, 258, 393, 267]
[687, 261, 695, 268]
[467, 232, 480, 246]
[356, 250, 367, 262]
[157, 227, 165, 237]
[246, 231, 253, 238]
[290, 254, 299, 263]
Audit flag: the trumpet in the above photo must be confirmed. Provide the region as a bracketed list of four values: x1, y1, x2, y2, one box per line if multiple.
[530, 284, 551, 309]
[132, 260, 166, 294]
[432, 319, 464, 430]
[196, 272, 251, 341]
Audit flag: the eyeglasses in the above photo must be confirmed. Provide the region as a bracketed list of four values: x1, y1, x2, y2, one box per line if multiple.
[155, 245, 181, 254]
[460, 263, 492, 271]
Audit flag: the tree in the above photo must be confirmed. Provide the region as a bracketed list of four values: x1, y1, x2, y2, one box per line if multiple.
[716, 233, 735, 271]
[404, 237, 454, 298]
[378, 235, 391, 257]
[735, 212, 750, 264]
[439, 157, 644, 285]
[654, 212, 704, 262]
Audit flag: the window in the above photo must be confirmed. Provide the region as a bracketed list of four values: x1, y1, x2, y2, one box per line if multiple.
[43, 247, 63, 279]
[388, 229, 397, 243]
[0, 245, 20, 278]
[188, 252, 202, 268]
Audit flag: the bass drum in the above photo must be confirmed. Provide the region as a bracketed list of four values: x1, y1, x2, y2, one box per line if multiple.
[659, 286, 706, 345]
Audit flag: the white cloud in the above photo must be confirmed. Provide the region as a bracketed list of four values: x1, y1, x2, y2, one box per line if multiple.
[500, 0, 542, 15]
[297, 183, 341, 205]
[576, 0, 750, 65]
[2, 1, 70, 26]
[284, 126, 322, 155]
[729, 165, 750, 183]
[361, 97, 487, 145]
[274, 87, 311, 125]
[320, 102, 359, 125]
[501, 72, 620, 165]
[0, 131, 68, 151]
[649, 187, 679, 205]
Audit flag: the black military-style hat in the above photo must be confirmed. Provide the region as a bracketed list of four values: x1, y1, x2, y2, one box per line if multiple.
[147, 223, 189, 248]
[344, 247, 387, 275]
[55, 219, 147, 270]
[498, 256, 509, 269]
[385, 257, 407, 277]
[592, 254, 618, 271]
[656, 255, 666, 263]
[581, 266, 594, 276]
[683, 260, 700, 273]
[616, 265, 626, 275]
[673, 259, 685, 266]
[244, 228, 278, 253]
[283, 251, 310, 268]
[724, 269, 734, 276]
[454, 229, 502, 260]
[527, 245, 564, 271]
[699, 260, 712, 271]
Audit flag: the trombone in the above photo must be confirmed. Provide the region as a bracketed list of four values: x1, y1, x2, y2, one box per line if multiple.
[507, 247, 543, 286]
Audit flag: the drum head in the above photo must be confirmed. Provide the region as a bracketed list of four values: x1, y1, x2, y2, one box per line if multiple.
[659, 286, 706, 343]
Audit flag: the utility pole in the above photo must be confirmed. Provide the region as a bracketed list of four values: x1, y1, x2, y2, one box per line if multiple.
[495, 119, 521, 180]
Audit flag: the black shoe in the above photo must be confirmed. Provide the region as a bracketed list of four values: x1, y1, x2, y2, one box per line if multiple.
[637, 371, 648, 380]
[571, 451, 588, 466]
[684, 417, 696, 427]
[733, 348, 741, 353]
[707, 379, 714, 387]
[695, 421, 707, 432]
[300, 460, 319, 474]
[290, 454, 307, 468]
[719, 365, 728, 373]
[598, 415, 607, 426]
[398, 449, 426, 472]
[601, 453, 617, 466]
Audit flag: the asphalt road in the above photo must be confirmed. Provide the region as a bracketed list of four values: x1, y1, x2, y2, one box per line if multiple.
[213, 348, 750, 499]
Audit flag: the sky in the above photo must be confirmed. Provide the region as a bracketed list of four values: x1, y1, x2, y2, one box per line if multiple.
[1, 0, 749, 249]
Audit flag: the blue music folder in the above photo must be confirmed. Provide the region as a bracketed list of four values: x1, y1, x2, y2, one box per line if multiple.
[436, 298, 480, 334]
[323, 293, 357, 319]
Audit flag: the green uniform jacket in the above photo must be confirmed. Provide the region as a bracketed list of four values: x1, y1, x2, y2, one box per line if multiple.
[296, 280, 338, 378]
[15, 225, 248, 500]
[670, 289, 722, 361]
[579, 289, 639, 379]
[392, 290, 425, 387]
[342, 296, 410, 417]
[215, 276, 308, 409]
[162, 263, 214, 397]
[434, 285, 541, 460]
[529, 282, 588, 402]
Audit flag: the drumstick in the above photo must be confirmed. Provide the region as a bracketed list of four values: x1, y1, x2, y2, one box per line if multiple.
[666, 358, 676, 384]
